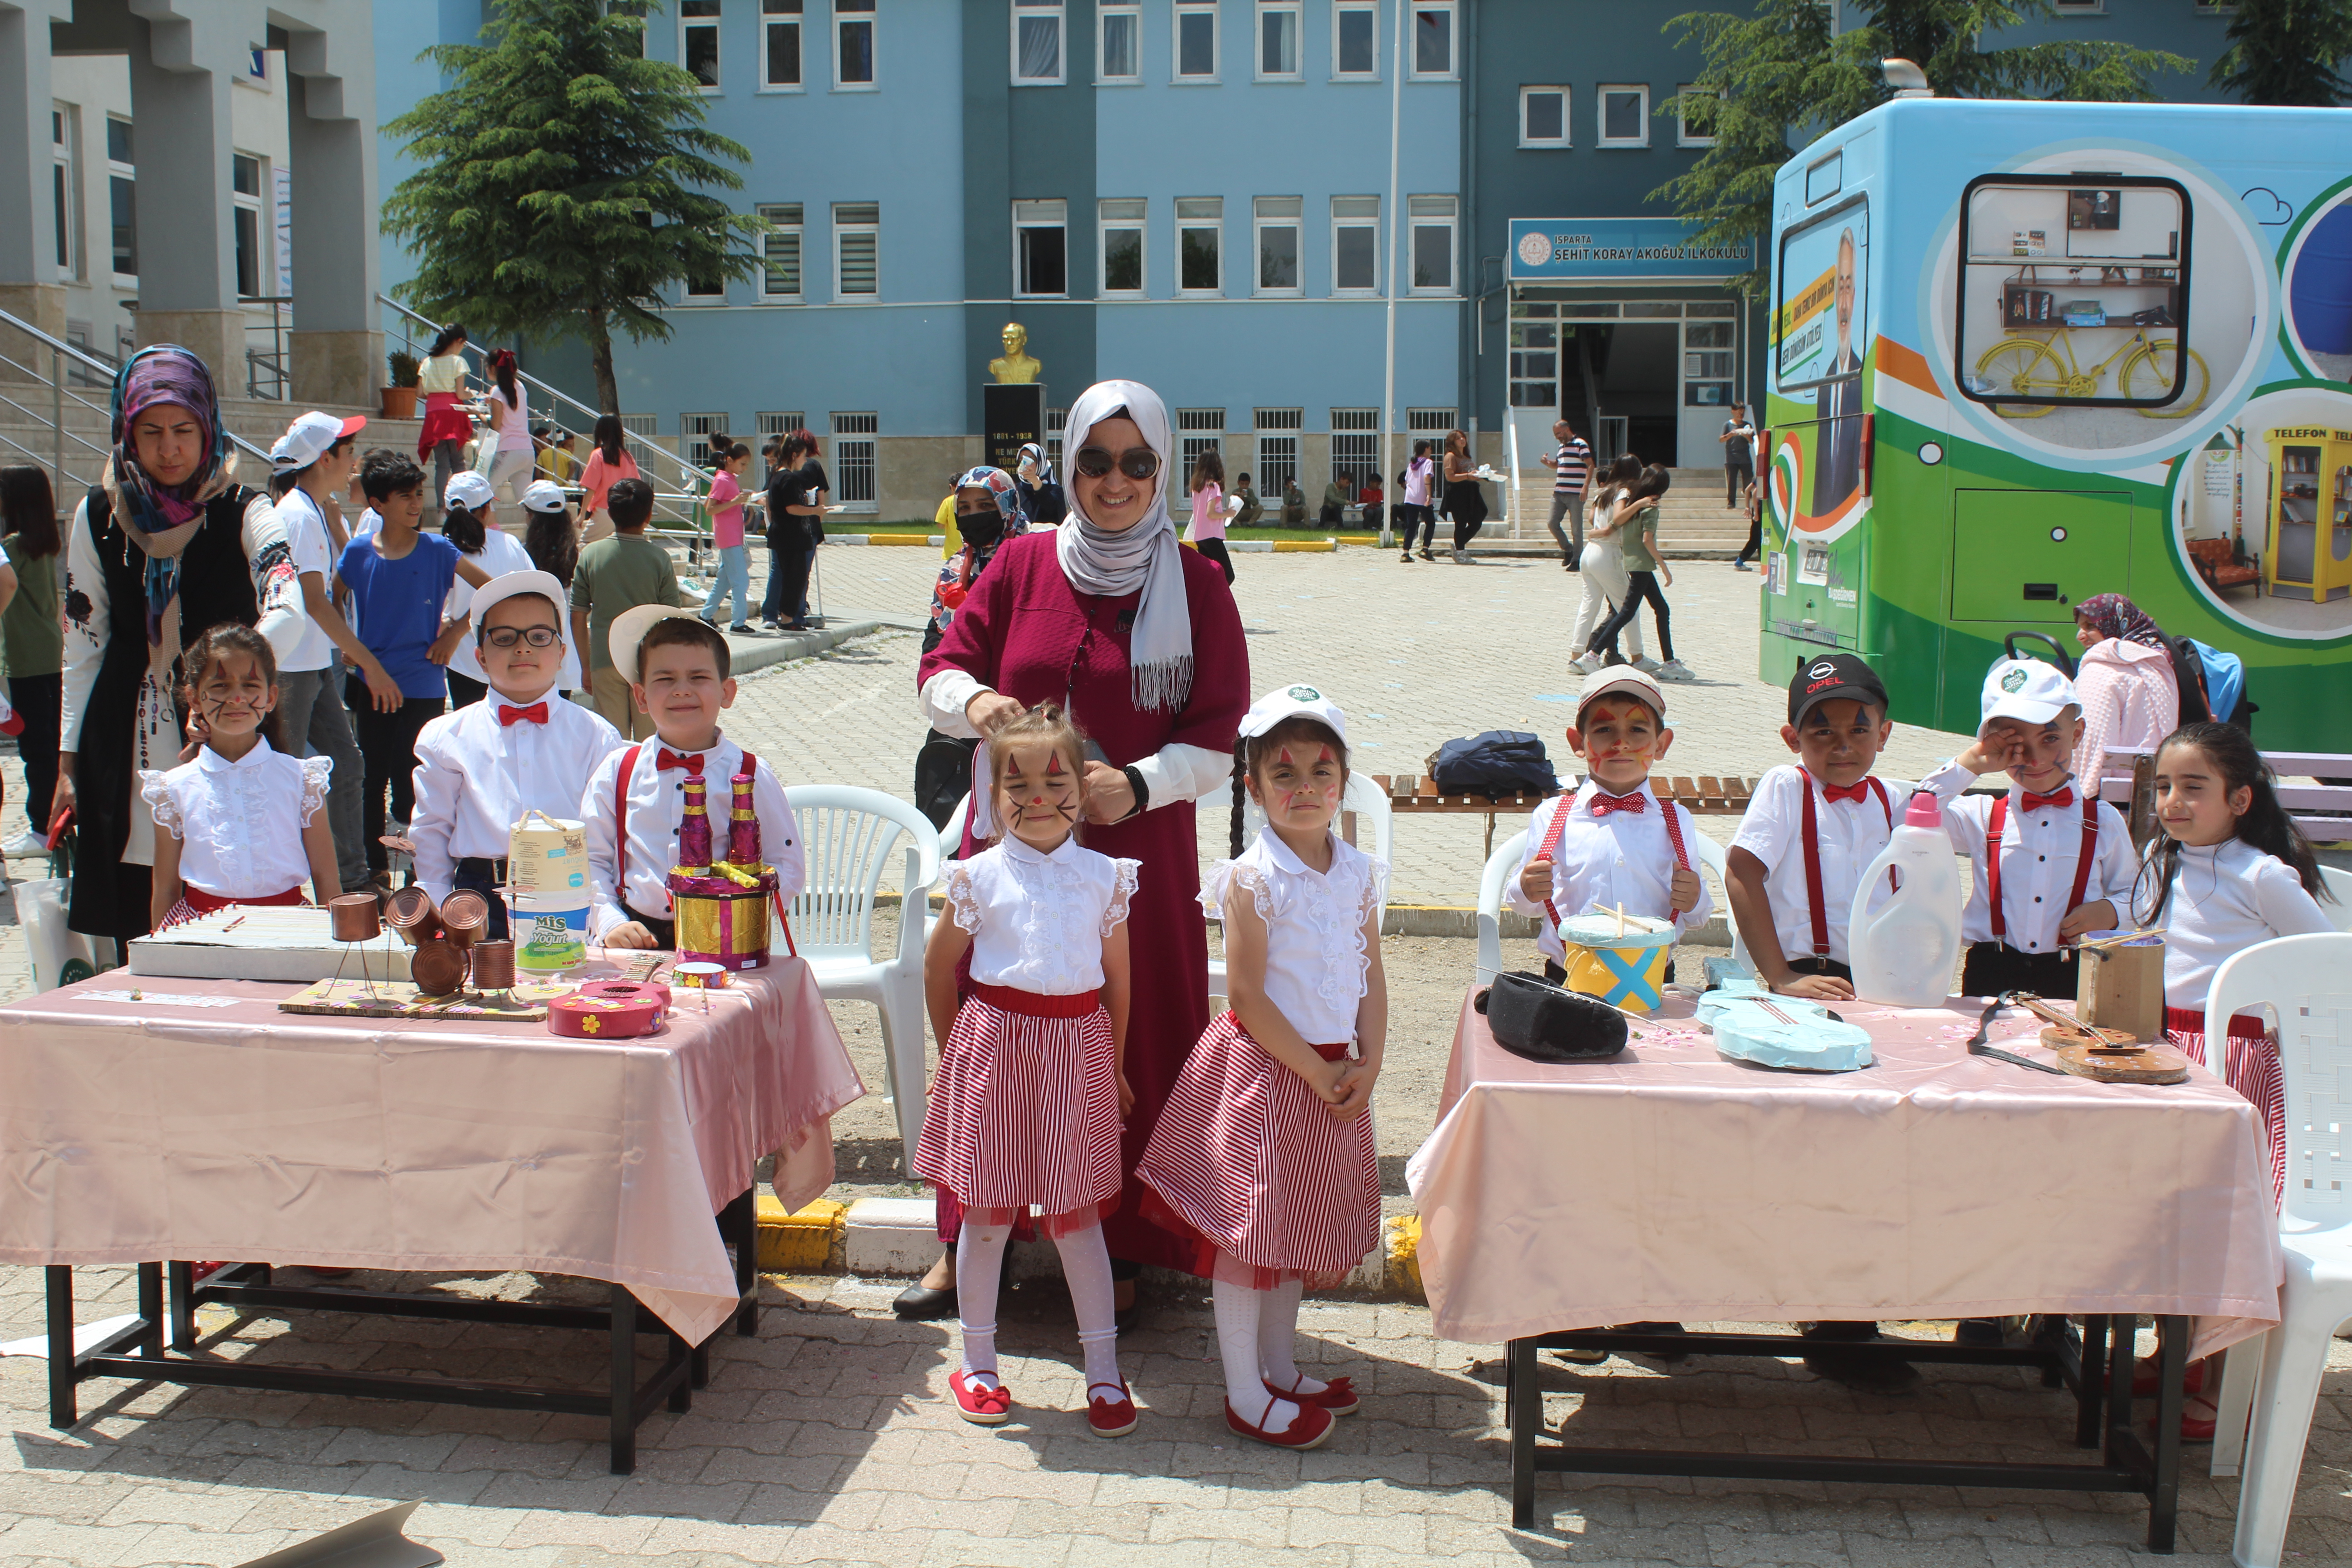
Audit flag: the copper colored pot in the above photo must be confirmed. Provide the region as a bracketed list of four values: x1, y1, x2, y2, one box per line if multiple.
[386, 887, 441, 946]
[440, 891, 489, 949]
[469, 940, 516, 992]
[409, 936, 467, 997]
[329, 893, 381, 943]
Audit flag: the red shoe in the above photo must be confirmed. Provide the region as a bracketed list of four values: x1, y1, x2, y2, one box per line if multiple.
[1087, 1380, 1138, 1438]
[190, 1263, 228, 1282]
[1225, 1396, 1334, 1450]
[1264, 1372, 1360, 1416]
[950, 1368, 1013, 1426]
[2181, 1400, 2218, 1443]
[2131, 1357, 2206, 1399]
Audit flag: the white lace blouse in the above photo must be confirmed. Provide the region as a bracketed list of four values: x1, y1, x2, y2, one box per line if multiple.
[139, 740, 331, 899]
[1204, 830, 1387, 1045]
[944, 835, 1141, 994]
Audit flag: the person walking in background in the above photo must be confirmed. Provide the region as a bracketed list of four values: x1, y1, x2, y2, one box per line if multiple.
[1720, 402, 1756, 510]
[1734, 473, 1764, 571]
[438, 471, 534, 710]
[763, 429, 827, 632]
[1186, 447, 1236, 586]
[1014, 441, 1066, 525]
[1441, 429, 1489, 563]
[519, 478, 580, 588]
[1539, 418, 1592, 571]
[0, 467, 63, 853]
[699, 436, 762, 637]
[1571, 456, 1646, 671]
[413, 324, 473, 520]
[577, 414, 640, 545]
[1580, 465, 1692, 683]
[1396, 441, 1436, 563]
[478, 350, 534, 504]
[571, 477, 681, 740]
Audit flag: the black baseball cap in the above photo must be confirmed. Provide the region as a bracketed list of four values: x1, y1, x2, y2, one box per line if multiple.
[1788, 652, 1889, 725]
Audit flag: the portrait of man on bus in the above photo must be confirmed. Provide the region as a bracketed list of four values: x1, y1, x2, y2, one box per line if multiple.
[1812, 226, 1865, 511]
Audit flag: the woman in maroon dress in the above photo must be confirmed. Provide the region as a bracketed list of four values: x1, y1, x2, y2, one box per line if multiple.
[907, 379, 1249, 1320]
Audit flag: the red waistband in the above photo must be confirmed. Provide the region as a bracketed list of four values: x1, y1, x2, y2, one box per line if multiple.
[183, 886, 306, 914]
[2165, 1004, 2267, 1040]
[1220, 1010, 1350, 1062]
[971, 981, 1101, 1019]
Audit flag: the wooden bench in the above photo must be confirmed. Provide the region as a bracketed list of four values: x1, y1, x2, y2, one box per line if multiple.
[2186, 537, 2261, 597]
[2098, 748, 2352, 848]
[1372, 773, 1759, 856]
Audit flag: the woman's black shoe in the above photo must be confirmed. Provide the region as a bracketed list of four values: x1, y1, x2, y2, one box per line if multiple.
[893, 1281, 957, 1320]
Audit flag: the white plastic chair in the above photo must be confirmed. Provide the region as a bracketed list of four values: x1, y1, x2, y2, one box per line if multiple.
[1474, 818, 1744, 984]
[1207, 772, 1394, 1009]
[788, 787, 942, 1174]
[2318, 864, 2352, 933]
[2195, 933, 2352, 1567]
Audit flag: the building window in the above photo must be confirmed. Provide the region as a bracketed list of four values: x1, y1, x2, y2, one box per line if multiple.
[1014, 0, 1064, 84]
[759, 203, 803, 297]
[1510, 302, 1557, 409]
[2053, 0, 2106, 10]
[833, 201, 878, 297]
[836, 0, 875, 87]
[1599, 84, 1649, 147]
[51, 107, 75, 279]
[1408, 195, 1455, 293]
[1408, 407, 1456, 443]
[105, 116, 134, 281]
[1257, 1, 1299, 78]
[1100, 198, 1146, 294]
[1520, 87, 1568, 148]
[1099, 4, 1139, 79]
[1177, 409, 1225, 500]
[683, 412, 728, 469]
[1676, 84, 1718, 146]
[1177, 196, 1222, 293]
[1411, 3, 1454, 78]
[685, 262, 726, 302]
[232, 153, 265, 298]
[1255, 407, 1301, 497]
[1254, 197, 1301, 294]
[1014, 200, 1068, 296]
[1046, 405, 1067, 472]
[682, 0, 721, 89]
[832, 412, 878, 508]
[1333, 2, 1377, 78]
[1332, 195, 1378, 294]
[1331, 408, 1378, 487]
[762, 0, 803, 88]
[757, 410, 807, 448]
[619, 412, 657, 438]
[1174, 0, 1217, 81]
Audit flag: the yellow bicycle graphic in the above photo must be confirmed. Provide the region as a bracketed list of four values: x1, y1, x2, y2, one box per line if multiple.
[1974, 327, 2210, 420]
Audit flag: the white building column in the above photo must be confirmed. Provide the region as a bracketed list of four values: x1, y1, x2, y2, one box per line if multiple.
[124, 8, 243, 387]
[0, 1, 77, 368]
[282, 6, 381, 410]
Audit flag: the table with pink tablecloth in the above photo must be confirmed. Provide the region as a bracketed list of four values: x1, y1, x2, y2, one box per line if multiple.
[0, 956, 864, 1348]
[1408, 988, 2283, 1355]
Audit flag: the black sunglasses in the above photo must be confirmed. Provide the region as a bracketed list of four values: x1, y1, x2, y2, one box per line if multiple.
[1073, 445, 1161, 481]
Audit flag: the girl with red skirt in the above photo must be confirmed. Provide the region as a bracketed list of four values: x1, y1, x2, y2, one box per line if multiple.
[1137, 684, 1387, 1451]
[915, 704, 1142, 1438]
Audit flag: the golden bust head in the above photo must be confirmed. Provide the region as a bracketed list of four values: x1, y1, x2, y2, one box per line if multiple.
[990, 322, 1041, 384]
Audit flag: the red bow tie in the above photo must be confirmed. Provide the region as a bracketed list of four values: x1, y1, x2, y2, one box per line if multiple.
[497, 701, 549, 727]
[2021, 786, 2074, 811]
[657, 749, 705, 775]
[1818, 779, 1872, 804]
[1590, 791, 1647, 816]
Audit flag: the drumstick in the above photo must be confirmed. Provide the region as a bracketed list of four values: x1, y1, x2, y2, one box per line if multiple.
[2074, 927, 2162, 952]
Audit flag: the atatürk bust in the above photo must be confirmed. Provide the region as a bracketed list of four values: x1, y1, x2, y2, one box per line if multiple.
[989, 322, 1042, 384]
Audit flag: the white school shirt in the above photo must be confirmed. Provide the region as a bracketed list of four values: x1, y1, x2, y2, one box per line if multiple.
[444, 526, 534, 622]
[408, 690, 625, 906]
[139, 739, 330, 900]
[2132, 837, 2335, 1010]
[1729, 763, 1916, 968]
[1915, 760, 2137, 954]
[1505, 779, 1713, 963]
[580, 734, 805, 941]
[262, 489, 338, 673]
[943, 836, 1140, 994]
[1204, 829, 1387, 1045]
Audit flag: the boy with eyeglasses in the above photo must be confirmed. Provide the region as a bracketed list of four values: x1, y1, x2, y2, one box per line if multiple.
[408, 570, 625, 939]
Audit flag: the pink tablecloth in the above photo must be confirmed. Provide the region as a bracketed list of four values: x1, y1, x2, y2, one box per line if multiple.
[1407, 988, 2283, 1358]
[0, 956, 863, 1346]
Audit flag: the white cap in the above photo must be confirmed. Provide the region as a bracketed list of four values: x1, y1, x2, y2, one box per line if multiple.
[607, 603, 706, 684]
[270, 410, 366, 472]
[1980, 657, 2079, 728]
[521, 478, 568, 514]
[1575, 665, 1667, 723]
[1238, 682, 1348, 744]
[444, 470, 495, 510]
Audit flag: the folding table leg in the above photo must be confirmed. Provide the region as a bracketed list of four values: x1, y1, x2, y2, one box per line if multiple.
[45, 1266, 76, 1430]
[608, 1285, 638, 1475]
[669, 1331, 694, 1413]
[1508, 1338, 1538, 1529]
[2146, 1315, 2185, 1553]
[727, 1188, 758, 1338]
[2104, 1313, 2136, 1470]
[2075, 1314, 2108, 1450]
[167, 1261, 196, 1351]
[136, 1263, 163, 1358]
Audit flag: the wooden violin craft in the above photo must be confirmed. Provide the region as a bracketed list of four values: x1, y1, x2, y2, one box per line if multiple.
[1697, 980, 1874, 1073]
[2001, 991, 2190, 1084]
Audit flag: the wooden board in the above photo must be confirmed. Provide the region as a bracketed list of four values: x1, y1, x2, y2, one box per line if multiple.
[278, 977, 573, 1021]
[2046, 1035, 2192, 1084]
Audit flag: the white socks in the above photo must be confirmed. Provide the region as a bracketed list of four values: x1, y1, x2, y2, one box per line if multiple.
[1054, 1223, 1126, 1398]
[954, 1221, 1012, 1392]
[1213, 1273, 1308, 1433]
[1256, 1276, 1328, 1399]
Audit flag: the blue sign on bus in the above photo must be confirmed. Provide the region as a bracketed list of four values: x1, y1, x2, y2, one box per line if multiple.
[1509, 217, 1755, 282]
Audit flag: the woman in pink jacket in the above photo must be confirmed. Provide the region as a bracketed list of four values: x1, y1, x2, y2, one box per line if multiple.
[2070, 593, 2180, 785]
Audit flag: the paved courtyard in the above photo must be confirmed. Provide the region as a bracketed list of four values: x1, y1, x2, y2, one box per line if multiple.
[5, 544, 2347, 1567]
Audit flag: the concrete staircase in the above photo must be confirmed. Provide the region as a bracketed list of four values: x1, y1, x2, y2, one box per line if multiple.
[1493, 466, 1754, 559]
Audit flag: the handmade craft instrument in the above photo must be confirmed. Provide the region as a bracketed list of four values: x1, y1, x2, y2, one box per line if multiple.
[1697, 981, 1875, 1072]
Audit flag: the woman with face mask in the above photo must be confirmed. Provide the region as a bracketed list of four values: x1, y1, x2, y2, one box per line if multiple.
[923, 467, 1025, 657]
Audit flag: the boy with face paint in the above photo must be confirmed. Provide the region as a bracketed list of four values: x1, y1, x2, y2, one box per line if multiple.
[1507, 667, 1709, 986]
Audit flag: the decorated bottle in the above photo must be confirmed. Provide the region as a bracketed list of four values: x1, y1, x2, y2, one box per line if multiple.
[727, 772, 762, 866]
[677, 774, 714, 872]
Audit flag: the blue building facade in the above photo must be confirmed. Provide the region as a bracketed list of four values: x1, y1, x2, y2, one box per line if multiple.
[373, 0, 2258, 519]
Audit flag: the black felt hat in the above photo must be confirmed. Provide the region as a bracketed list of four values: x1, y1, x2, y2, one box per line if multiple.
[1476, 971, 1628, 1063]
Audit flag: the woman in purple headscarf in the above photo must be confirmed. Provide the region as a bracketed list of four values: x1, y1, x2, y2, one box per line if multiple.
[2070, 592, 2180, 787]
[57, 345, 271, 949]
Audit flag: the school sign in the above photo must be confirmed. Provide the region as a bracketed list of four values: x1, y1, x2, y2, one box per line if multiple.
[1508, 217, 1755, 283]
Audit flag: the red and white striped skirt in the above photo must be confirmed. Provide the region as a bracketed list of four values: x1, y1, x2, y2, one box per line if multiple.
[1136, 1009, 1381, 1286]
[912, 983, 1122, 1238]
[2167, 1004, 2282, 1209]
[157, 884, 308, 931]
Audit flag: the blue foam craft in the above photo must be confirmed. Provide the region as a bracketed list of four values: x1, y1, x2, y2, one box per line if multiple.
[1698, 980, 1877, 1073]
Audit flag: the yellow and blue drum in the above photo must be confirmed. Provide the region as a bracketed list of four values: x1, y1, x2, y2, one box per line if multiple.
[1557, 913, 1676, 1013]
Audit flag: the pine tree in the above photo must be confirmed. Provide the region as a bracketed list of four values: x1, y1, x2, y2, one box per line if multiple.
[383, 0, 764, 413]
[2208, 0, 2352, 106]
[1657, 1, 2190, 296]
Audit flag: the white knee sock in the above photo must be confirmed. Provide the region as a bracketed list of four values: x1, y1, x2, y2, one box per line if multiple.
[955, 1221, 1012, 1391]
[1256, 1276, 1327, 1398]
[1213, 1273, 1302, 1433]
[1053, 1223, 1124, 1396]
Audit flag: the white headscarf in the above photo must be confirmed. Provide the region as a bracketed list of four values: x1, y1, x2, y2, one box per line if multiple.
[1055, 379, 1194, 713]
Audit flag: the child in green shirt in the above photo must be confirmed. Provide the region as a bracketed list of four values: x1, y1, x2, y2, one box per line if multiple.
[1579, 465, 1693, 683]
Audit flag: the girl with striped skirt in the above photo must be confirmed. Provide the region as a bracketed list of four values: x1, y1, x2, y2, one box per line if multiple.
[915, 704, 1142, 1437]
[2131, 722, 2334, 1439]
[1137, 684, 1387, 1452]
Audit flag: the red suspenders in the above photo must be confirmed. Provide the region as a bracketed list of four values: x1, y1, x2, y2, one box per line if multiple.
[1533, 788, 1692, 937]
[1985, 789, 2100, 944]
[612, 741, 766, 916]
[1798, 774, 1891, 959]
